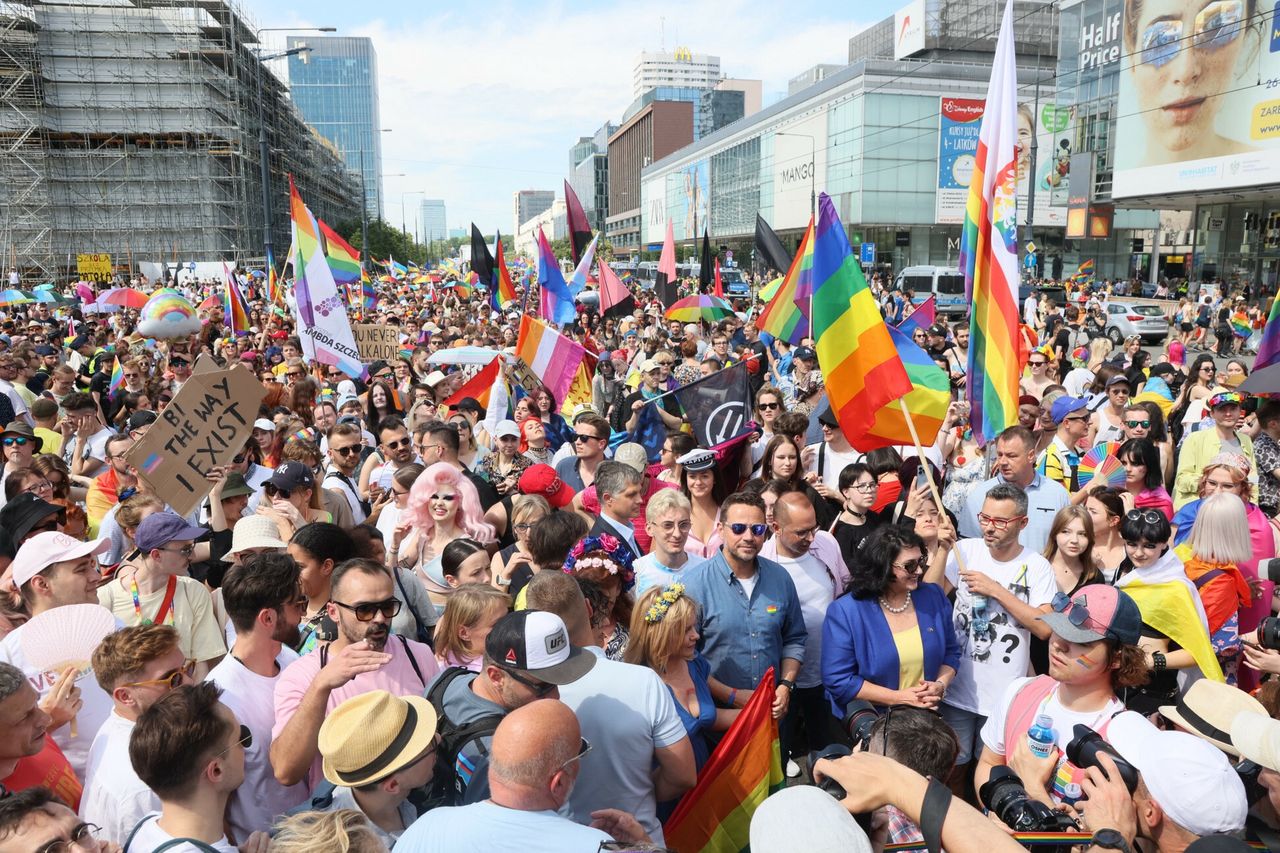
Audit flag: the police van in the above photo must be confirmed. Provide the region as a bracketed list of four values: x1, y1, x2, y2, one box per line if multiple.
[894, 266, 967, 318]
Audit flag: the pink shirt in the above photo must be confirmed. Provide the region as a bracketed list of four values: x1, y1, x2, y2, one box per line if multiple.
[272, 636, 440, 790]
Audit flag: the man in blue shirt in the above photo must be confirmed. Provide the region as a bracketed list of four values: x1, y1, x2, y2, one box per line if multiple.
[959, 425, 1069, 552]
[681, 491, 806, 722]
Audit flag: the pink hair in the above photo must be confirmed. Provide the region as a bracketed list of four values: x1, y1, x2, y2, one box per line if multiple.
[405, 462, 495, 543]
[1168, 340, 1185, 366]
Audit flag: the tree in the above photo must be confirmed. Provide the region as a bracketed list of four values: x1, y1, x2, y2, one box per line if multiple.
[343, 218, 427, 264]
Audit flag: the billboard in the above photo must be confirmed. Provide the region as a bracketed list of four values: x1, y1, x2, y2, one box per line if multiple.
[771, 109, 828, 229]
[1113, 1, 1280, 198]
[894, 0, 927, 59]
[641, 174, 667, 247]
[936, 97, 984, 224]
[665, 160, 709, 241]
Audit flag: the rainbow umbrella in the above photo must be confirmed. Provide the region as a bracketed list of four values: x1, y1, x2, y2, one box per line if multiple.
[664, 293, 736, 323]
[198, 295, 220, 310]
[0, 289, 32, 307]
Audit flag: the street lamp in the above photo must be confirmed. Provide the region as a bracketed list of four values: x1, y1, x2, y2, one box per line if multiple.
[254, 26, 336, 266]
[775, 131, 816, 222]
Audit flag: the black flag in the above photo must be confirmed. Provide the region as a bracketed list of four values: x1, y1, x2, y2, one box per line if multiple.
[698, 228, 713, 293]
[470, 224, 494, 289]
[564, 180, 594, 267]
[754, 213, 793, 276]
[672, 361, 753, 448]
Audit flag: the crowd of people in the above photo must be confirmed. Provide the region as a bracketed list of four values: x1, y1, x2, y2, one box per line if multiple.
[0, 267, 1274, 853]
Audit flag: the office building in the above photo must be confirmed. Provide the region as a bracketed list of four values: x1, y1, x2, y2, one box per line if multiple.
[569, 122, 616, 233]
[513, 190, 555, 237]
[788, 65, 845, 96]
[608, 101, 695, 253]
[633, 48, 721, 99]
[419, 199, 446, 244]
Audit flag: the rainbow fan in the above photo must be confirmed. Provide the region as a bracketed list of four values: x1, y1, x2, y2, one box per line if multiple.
[1078, 441, 1125, 491]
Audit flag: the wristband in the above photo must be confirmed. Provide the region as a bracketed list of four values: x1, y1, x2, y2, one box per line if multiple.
[779, 678, 796, 691]
[920, 776, 951, 853]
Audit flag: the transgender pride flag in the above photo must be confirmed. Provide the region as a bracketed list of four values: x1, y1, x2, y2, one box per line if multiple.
[960, 0, 1021, 447]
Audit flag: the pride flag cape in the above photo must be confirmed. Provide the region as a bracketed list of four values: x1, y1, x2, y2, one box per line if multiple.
[318, 219, 362, 286]
[221, 262, 250, 334]
[811, 193, 912, 444]
[755, 216, 812, 345]
[514, 314, 588, 405]
[960, 0, 1021, 447]
[1119, 577, 1224, 682]
[850, 323, 952, 452]
[663, 667, 782, 852]
[536, 227, 575, 326]
[1256, 287, 1280, 371]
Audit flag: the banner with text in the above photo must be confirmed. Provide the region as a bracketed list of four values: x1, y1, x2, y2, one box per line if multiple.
[352, 324, 400, 364]
[76, 253, 112, 282]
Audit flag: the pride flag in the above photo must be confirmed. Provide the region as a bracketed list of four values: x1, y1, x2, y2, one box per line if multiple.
[960, 0, 1021, 446]
[222, 262, 250, 335]
[514, 315, 587, 405]
[444, 356, 505, 413]
[811, 193, 912, 444]
[755, 217, 812, 345]
[663, 667, 782, 852]
[536, 227, 576, 326]
[108, 355, 123, 396]
[318, 219, 362, 286]
[493, 232, 516, 310]
[898, 295, 938, 337]
[1256, 289, 1280, 371]
[851, 323, 952, 452]
[567, 233, 599, 297]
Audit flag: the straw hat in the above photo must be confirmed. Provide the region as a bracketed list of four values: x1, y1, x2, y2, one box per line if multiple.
[319, 690, 438, 788]
[1160, 679, 1266, 757]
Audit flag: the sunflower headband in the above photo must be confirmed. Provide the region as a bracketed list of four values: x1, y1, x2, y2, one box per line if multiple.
[645, 583, 685, 623]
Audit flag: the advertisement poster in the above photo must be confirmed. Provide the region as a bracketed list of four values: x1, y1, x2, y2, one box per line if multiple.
[936, 97, 984, 224]
[1113, 0, 1280, 198]
[665, 161, 710, 240]
[770, 110, 828, 230]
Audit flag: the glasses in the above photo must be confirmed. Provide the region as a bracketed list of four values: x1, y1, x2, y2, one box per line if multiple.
[513, 522, 536, 534]
[757, 401, 780, 411]
[161, 544, 195, 558]
[286, 370, 303, 378]
[977, 512, 1026, 531]
[850, 482, 877, 493]
[655, 360, 674, 367]
[1201, 366, 1216, 373]
[1063, 414, 1089, 423]
[1140, 0, 1243, 69]
[384, 437, 411, 450]
[657, 520, 693, 533]
[727, 522, 768, 537]
[331, 445, 361, 456]
[501, 666, 557, 698]
[2, 436, 29, 447]
[24, 480, 51, 495]
[1125, 509, 1165, 525]
[214, 724, 254, 759]
[558, 736, 593, 774]
[1124, 419, 1151, 428]
[123, 659, 196, 691]
[331, 598, 402, 622]
[893, 559, 926, 574]
[34, 821, 101, 853]
[420, 443, 442, 454]
[573, 432, 602, 443]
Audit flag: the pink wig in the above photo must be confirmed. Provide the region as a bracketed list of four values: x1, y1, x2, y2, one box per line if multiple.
[405, 462, 496, 543]
[1167, 340, 1185, 366]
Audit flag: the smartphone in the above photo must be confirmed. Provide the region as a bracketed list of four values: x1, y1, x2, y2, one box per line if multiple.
[915, 466, 929, 490]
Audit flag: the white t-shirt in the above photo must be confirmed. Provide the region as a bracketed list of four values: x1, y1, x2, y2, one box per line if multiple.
[805, 442, 864, 492]
[125, 815, 236, 852]
[634, 553, 707, 594]
[981, 676, 1124, 758]
[942, 540, 1057, 716]
[774, 552, 836, 689]
[0, 613, 119, 778]
[206, 650, 306, 842]
[80, 712, 160, 844]
[63, 425, 113, 467]
[555, 648, 688, 843]
[1063, 367, 1095, 398]
[396, 801, 611, 852]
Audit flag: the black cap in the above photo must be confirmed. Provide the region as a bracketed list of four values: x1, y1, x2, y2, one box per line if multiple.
[126, 410, 158, 432]
[793, 346, 816, 361]
[368, 359, 390, 378]
[451, 396, 485, 419]
[818, 405, 840, 428]
[33, 344, 56, 356]
[267, 461, 315, 493]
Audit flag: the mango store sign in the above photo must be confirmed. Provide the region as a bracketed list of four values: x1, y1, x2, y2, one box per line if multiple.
[126, 361, 265, 518]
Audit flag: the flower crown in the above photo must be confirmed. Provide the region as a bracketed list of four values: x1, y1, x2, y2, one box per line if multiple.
[562, 534, 635, 591]
[644, 583, 685, 623]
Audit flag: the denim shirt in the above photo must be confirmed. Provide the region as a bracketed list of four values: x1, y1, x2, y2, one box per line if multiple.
[681, 549, 807, 690]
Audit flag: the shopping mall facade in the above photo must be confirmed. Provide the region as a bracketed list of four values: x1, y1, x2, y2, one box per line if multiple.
[638, 0, 1280, 293]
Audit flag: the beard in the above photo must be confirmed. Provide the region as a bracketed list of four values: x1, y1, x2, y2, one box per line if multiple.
[272, 619, 302, 650]
[362, 621, 390, 652]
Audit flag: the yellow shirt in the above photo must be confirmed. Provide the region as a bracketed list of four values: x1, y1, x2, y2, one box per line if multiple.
[98, 573, 227, 663]
[893, 625, 925, 690]
[33, 427, 62, 458]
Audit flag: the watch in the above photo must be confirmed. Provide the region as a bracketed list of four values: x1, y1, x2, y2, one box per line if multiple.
[1090, 829, 1133, 853]
[779, 678, 796, 691]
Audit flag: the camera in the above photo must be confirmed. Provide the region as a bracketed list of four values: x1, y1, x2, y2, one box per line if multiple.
[811, 744, 853, 800]
[1258, 615, 1280, 651]
[1066, 725, 1139, 793]
[979, 767, 1080, 837]
[1237, 759, 1266, 806]
[842, 699, 879, 748]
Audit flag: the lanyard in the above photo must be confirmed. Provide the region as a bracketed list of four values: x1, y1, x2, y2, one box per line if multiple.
[130, 574, 177, 627]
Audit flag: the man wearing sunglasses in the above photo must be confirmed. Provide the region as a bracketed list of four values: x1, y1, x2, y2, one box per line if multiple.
[272, 559, 440, 790]
[681, 492, 806, 723]
[364, 417, 417, 507]
[1037, 396, 1091, 494]
[322, 422, 370, 524]
[0, 420, 40, 511]
[81, 624, 192, 843]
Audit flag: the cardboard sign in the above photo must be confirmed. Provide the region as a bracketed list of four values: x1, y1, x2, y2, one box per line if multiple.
[126, 363, 265, 518]
[353, 324, 400, 364]
[76, 253, 112, 282]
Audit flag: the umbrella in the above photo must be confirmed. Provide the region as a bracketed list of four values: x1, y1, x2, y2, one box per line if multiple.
[249, 270, 266, 279]
[426, 346, 512, 367]
[0, 289, 32, 307]
[32, 289, 65, 304]
[664, 293, 735, 323]
[100, 287, 149, 309]
[1239, 363, 1280, 396]
[198, 296, 221, 310]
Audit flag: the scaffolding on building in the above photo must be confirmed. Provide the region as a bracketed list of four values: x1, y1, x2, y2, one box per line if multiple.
[0, 0, 360, 284]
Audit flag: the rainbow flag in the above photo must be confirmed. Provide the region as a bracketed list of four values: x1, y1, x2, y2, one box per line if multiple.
[1255, 288, 1280, 371]
[755, 217, 812, 345]
[852, 324, 952, 452]
[222, 262, 250, 335]
[1231, 311, 1252, 339]
[536, 226, 575, 325]
[444, 356, 505, 411]
[107, 355, 123, 396]
[265, 246, 282, 305]
[811, 193, 912, 444]
[960, 0, 1021, 446]
[663, 668, 782, 852]
[318, 219, 362, 286]
[514, 314, 587, 405]
[493, 232, 516, 310]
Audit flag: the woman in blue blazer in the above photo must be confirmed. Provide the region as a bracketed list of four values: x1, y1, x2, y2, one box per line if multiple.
[822, 524, 960, 714]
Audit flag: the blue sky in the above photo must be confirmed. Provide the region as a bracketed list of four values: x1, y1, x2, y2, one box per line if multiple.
[247, 0, 899, 237]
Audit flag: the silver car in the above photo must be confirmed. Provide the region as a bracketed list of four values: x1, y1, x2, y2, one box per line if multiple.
[1103, 300, 1168, 345]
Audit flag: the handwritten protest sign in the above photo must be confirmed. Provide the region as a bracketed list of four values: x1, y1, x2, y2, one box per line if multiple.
[126, 363, 265, 518]
[353, 324, 400, 364]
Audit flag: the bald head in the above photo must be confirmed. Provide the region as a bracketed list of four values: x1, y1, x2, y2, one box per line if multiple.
[489, 699, 580, 790]
[524, 573, 592, 644]
[773, 492, 815, 527]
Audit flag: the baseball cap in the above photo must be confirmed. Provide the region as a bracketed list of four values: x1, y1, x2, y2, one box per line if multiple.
[1105, 374, 1131, 388]
[33, 344, 55, 356]
[11, 532, 109, 588]
[1107, 711, 1247, 837]
[793, 346, 816, 361]
[517, 464, 576, 509]
[1208, 390, 1245, 409]
[613, 442, 649, 474]
[750, 784, 872, 853]
[493, 419, 520, 439]
[1039, 585, 1141, 646]
[639, 357, 661, 374]
[267, 461, 315, 493]
[135, 511, 206, 553]
[253, 418, 276, 432]
[484, 610, 595, 685]
[1231, 710, 1280, 772]
[928, 323, 949, 337]
[677, 448, 716, 472]
[1049, 396, 1090, 425]
[1159, 680, 1266, 757]
[126, 410, 158, 432]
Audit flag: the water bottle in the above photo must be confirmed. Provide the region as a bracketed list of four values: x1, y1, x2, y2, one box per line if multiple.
[970, 592, 989, 633]
[1028, 714, 1057, 760]
[1058, 781, 1083, 808]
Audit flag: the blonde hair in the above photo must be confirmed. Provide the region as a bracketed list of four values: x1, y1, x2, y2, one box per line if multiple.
[510, 494, 551, 527]
[1188, 492, 1252, 564]
[269, 809, 384, 853]
[1043, 505, 1097, 566]
[117, 494, 164, 543]
[624, 585, 699, 674]
[1089, 337, 1113, 369]
[1197, 462, 1248, 497]
[645, 488, 691, 522]
[432, 583, 509, 666]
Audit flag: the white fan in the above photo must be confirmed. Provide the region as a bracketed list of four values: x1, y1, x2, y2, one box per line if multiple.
[21, 604, 117, 736]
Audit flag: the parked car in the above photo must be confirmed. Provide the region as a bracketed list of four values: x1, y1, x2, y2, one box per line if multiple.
[1103, 300, 1168, 344]
[1017, 283, 1066, 306]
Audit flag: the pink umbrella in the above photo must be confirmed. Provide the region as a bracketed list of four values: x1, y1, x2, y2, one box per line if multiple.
[99, 287, 149, 309]
[198, 295, 220, 310]
[74, 282, 96, 303]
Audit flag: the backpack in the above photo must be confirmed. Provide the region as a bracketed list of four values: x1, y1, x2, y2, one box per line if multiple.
[423, 666, 505, 808]
[123, 816, 222, 853]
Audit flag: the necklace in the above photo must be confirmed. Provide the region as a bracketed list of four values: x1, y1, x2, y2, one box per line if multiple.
[879, 593, 912, 614]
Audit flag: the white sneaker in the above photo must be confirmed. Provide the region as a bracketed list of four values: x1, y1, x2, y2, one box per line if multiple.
[785, 759, 801, 778]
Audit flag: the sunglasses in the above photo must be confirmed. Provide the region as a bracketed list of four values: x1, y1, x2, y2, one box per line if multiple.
[757, 402, 780, 411]
[1, 436, 29, 447]
[123, 659, 197, 691]
[332, 445, 361, 456]
[1140, 0, 1243, 69]
[1125, 509, 1165, 525]
[331, 597, 402, 622]
[215, 724, 254, 758]
[727, 522, 768, 537]
[1124, 419, 1151, 428]
[893, 558, 926, 574]
[573, 432, 602, 443]
[501, 666, 557, 698]
[384, 437, 411, 450]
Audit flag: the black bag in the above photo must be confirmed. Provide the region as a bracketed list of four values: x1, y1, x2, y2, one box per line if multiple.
[424, 667, 505, 808]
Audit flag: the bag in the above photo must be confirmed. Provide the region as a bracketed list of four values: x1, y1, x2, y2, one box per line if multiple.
[424, 667, 505, 808]
[393, 567, 435, 648]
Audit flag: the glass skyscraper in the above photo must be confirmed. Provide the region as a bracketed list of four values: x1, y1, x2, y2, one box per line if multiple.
[287, 36, 382, 218]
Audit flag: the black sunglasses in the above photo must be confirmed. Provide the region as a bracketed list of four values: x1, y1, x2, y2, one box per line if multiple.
[331, 598, 401, 622]
[501, 666, 556, 698]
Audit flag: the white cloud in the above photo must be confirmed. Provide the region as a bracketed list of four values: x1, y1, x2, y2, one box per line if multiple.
[249, 1, 873, 240]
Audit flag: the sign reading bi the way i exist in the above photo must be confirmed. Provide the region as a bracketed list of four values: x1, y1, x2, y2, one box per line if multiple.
[352, 324, 401, 363]
[126, 357, 265, 518]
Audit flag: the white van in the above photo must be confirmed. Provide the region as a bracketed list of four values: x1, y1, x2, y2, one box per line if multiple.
[894, 266, 967, 318]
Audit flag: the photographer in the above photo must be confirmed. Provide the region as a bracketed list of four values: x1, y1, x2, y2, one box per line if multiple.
[865, 706, 960, 847]
[974, 585, 1148, 805]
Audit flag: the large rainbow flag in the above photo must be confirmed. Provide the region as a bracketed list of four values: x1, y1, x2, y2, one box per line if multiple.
[851, 323, 952, 452]
[663, 668, 782, 852]
[811, 193, 912, 444]
[318, 219, 362, 286]
[960, 0, 1021, 446]
[221, 262, 250, 335]
[755, 217, 812, 345]
[1255, 289, 1280, 371]
[514, 315, 588, 405]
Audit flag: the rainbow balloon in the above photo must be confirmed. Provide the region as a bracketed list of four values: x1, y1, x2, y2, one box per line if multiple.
[137, 288, 200, 339]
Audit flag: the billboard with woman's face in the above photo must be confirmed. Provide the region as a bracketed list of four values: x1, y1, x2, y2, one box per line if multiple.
[1113, 0, 1280, 197]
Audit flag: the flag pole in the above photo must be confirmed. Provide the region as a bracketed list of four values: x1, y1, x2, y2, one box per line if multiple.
[897, 398, 967, 574]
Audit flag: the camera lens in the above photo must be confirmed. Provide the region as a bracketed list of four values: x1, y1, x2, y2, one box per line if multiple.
[1261, 617, 1280, 652]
